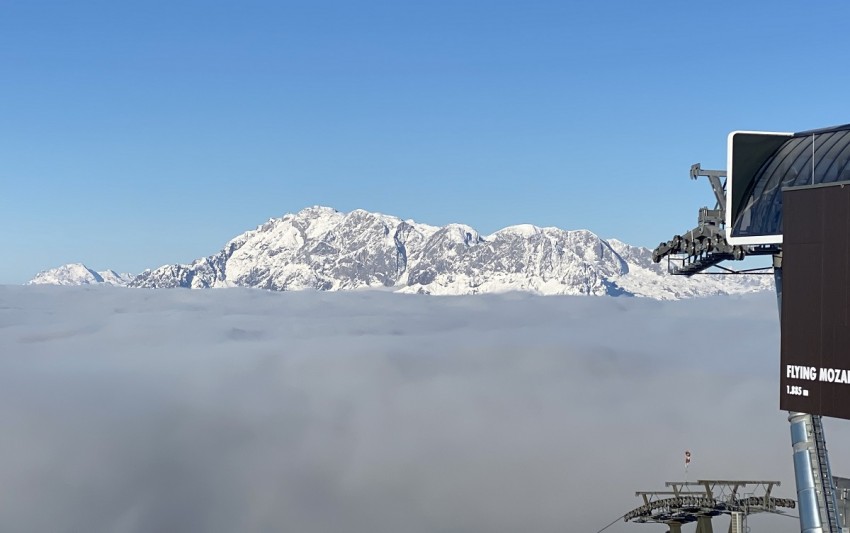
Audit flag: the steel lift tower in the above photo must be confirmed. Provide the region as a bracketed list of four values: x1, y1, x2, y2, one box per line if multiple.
[624, 480, 794, 532]
[652, 126, 850, 533]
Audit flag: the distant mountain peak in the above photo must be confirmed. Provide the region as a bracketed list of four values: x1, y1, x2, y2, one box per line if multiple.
[26, 207, 774, 299]
[28, 263, 133, 286]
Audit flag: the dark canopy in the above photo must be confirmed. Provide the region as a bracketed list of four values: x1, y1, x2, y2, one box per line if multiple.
[732, 124, 850, 239]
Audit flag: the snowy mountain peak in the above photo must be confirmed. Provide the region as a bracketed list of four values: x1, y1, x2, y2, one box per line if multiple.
[439, 224, 482, 245]
[491, 224, 542, 238]
[26, 207, 774, 299]
[28, 263, 133, 286]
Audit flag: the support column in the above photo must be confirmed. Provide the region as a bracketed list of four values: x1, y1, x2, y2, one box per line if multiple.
[789, 411, 825, 533]
[695, 515, 714, 533]
[728, 511, 744, 533]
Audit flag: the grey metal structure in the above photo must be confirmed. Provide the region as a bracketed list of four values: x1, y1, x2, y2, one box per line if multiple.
[625, 479, 794, 533]
[651, 129, 847, 533]
[788, 411, 841, 533]
[833, 476, 850, 530]
[651, 164, 777, 276]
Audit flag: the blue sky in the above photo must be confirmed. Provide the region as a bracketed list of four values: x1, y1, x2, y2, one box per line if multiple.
[2, 0, 848, 283]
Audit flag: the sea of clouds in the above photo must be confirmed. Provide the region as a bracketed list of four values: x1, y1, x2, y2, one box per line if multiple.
[0, 285, 844, 533]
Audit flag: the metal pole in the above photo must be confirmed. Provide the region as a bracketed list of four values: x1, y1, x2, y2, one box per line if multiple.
[789, 411, 825, 533]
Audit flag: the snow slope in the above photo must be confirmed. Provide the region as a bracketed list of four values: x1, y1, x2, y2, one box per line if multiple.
[27, 263, 134, 287]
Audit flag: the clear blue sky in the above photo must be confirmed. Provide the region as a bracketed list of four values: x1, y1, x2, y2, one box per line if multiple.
[2, 0, 848, 283]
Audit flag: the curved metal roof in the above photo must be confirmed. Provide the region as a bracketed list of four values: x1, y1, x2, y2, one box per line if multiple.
[732, 125, 850, 239]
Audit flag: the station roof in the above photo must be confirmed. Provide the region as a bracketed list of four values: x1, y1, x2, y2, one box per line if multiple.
[732, 124, 850, 239]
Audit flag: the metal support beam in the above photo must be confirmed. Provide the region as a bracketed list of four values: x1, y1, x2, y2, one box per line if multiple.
[651, 162, 781, 275]
[690, 163, 727, 212]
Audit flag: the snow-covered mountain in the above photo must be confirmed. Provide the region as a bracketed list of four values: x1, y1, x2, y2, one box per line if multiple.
[28, 207, 774, 299]
[27, 263, 134, 287]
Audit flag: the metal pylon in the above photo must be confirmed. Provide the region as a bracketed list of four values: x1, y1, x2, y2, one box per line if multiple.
[788, 413, 840, 532]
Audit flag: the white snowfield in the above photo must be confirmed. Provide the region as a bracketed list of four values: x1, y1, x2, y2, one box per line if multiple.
[27, 263, 133, 286]
[27, 206, 774, 299]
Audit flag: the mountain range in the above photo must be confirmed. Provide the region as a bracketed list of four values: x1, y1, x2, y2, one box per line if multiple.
[27, 206, 774, 299]
[28, 263, 134, 286]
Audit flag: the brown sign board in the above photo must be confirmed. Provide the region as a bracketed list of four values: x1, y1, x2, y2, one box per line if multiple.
[781, 182, 850, 419]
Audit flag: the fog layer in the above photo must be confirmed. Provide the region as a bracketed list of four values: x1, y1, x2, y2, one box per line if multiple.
[0, 286, 829, 532]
